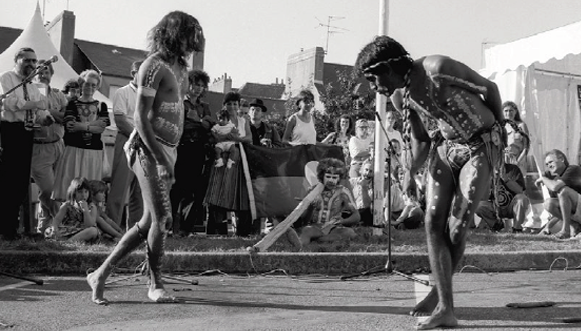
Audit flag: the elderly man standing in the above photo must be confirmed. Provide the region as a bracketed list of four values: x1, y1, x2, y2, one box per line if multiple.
[0, 47, 51, 240]
[31, 59, 69, 235]
[106, 61, 144, 229]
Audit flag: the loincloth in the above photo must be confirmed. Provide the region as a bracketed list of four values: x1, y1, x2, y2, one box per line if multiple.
[124, 130, 177, 176]
[431, 122, 505, 174]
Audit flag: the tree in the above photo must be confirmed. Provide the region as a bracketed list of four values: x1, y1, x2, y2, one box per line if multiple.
[317, 69, 377, 139]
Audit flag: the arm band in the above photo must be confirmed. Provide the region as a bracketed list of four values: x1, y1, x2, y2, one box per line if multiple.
[137, 86, 157, 97]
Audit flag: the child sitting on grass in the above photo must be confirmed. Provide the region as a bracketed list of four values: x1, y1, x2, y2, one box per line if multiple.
[47, 177, 99, 242]
[88, 180, 124, 240]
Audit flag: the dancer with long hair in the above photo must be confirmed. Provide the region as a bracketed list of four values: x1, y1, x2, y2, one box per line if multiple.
[87, 11, 204, 304]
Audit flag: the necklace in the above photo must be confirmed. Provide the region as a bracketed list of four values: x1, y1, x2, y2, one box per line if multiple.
[401, 67, 413, 168]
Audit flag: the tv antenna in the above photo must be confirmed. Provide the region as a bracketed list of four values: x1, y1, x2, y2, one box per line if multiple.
[315, 16, 349, 55]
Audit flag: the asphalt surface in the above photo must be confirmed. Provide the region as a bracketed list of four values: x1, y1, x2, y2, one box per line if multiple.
[1, 270, 581, 330]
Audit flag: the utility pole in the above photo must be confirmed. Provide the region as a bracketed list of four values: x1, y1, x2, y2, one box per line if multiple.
[316, 16, 348, 55]
[373, 0, 389, 236]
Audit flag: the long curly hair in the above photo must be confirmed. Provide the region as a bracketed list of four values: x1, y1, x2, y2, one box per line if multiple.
[147, 11, 205, 67]
[316, 158, 346, 183]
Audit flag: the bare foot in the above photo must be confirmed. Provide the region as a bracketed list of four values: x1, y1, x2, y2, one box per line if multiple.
[416, 310, 458, 330]
[86, 271, 108, 305]
[148, 287, 178, 303]
[410, 288, 437, 316]
[553, 231, 571, 239]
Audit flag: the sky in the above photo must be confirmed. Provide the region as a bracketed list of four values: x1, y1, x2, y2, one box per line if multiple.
[3, 0, 581, 87]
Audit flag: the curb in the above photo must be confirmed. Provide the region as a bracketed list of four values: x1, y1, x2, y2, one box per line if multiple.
[1, 250, 580, 276]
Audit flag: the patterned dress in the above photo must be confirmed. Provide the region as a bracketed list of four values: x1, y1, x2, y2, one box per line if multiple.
[52, 99, 109, 201]
[57, 201, 95, 238]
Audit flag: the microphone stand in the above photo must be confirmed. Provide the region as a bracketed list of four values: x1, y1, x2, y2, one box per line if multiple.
[0, 64, 45, 99]
[1, 65, 50, 131]
[340, 111, 429, 286]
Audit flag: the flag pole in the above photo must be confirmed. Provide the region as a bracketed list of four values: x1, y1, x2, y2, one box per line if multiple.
[372, 0, 389, 236]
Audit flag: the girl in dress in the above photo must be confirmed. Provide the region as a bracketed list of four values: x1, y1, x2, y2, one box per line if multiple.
[48, 177, 99, 242]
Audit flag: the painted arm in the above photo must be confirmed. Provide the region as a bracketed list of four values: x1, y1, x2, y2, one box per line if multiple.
[427, 55, 503, 123]
[390, 89, 431, 177]
[134, 58, 174, 181]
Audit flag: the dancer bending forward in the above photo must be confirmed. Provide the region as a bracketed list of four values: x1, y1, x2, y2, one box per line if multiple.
[355, 36, 504, 330]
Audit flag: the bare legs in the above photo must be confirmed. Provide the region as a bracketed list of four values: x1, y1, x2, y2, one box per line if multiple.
[87, 152, 176, 304]
[413, 146, 492, 330]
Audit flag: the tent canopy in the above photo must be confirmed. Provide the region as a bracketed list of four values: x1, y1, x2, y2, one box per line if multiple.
[483, 20, 581, 78]
[482, 21, 581, 169]
[0, 3, 111, 108]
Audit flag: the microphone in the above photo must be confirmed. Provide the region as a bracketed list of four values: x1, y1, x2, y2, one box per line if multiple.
[37, 55, 59, 68]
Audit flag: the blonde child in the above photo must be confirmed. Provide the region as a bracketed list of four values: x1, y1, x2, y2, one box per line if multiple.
[211, 108, 239, 168]
[48, 177, 99, 242]
[88, 180, 123, 240]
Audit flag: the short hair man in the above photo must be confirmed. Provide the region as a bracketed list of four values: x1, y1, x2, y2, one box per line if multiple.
[355, 36, 504, 329]
[0, 47, 51, 240]
[31, 59, 69, 234]
[106, 60, 144, 230]
[87, 11, 204, 304]
[536, 149, 581, 238]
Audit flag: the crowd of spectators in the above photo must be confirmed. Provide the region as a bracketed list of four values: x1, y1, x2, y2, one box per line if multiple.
[1, 47, 580, 244]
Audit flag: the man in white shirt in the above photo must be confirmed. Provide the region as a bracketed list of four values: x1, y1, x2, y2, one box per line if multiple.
[106, 61, 144, 229]
[0, 47, 51, 240]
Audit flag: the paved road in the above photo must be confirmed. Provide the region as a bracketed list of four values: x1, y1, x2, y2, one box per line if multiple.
[1, 269, 580, 330]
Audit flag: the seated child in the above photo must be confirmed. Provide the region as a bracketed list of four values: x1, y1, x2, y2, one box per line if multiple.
[298, 158, 360, 245]
[385, 165, 424, 230]
[350, 160, 374, 226]
[211, 108, 239, 169]
[88, 180, 123, 240]
[47, 177, 99, 242]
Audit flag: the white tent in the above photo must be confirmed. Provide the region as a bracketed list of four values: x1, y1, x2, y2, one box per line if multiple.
[0, 3, 111, 108]
[481, 21, 581, 169]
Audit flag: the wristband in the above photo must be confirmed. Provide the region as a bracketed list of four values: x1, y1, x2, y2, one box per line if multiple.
[86, 124, 90, 132]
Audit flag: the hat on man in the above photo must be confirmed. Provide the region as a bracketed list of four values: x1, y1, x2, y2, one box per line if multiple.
[249, 98, 267, 112]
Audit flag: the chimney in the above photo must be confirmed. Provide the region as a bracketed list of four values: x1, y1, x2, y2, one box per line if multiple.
[285, 47, 325, 96]
[45, 10, 76, 66]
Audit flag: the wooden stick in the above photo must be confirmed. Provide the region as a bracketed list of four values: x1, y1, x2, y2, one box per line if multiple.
[247, 183, 324, 252]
